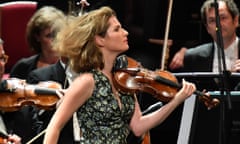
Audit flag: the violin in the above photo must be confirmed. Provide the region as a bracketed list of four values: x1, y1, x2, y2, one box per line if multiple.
[113, 55, 220, 109]
[0, 78, 61, 112]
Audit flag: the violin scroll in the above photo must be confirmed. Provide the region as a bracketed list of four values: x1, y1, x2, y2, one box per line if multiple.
[198, 92, 220, 110]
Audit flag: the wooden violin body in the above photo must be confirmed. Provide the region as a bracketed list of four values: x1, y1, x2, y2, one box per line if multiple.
[113, 55, 220, 109]
[113, 55, 178, 102]
[0, 78, 61, 112]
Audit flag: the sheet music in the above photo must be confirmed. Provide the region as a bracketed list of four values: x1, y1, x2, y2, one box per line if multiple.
[177, 94, 196, 144]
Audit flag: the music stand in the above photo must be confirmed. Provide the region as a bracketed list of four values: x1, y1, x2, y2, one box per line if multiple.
[175, 72, 240, 144]
[174, 72, 240, 91]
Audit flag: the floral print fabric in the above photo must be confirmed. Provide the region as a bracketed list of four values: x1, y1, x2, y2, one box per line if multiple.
[77, 69, 135, 144]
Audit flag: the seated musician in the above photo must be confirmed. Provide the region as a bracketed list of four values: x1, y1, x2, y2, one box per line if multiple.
[0, 38, 21, 144]
[169, 0, 240, 91]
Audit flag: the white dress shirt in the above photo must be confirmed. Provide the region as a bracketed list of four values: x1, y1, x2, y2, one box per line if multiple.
[213, 37, 239, 72]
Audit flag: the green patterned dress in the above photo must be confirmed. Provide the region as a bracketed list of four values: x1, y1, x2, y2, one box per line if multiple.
[77, 69, 135, 144]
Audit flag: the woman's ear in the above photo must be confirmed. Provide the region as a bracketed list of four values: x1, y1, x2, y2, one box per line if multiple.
[95, 35, 104, 47]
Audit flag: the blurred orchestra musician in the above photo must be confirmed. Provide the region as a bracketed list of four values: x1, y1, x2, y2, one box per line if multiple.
[0, 38, 21, 144]
[8, 6, 66, 143]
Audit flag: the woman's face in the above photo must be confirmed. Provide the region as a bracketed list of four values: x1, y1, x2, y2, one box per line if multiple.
[37, 27, 55, 53]
[100, 16, 129, 54]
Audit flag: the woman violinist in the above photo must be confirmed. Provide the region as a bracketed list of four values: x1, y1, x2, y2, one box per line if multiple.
[43, 6, 196, 144]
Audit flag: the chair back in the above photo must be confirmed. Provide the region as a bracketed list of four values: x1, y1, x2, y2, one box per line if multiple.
[0, 1, 37, 72]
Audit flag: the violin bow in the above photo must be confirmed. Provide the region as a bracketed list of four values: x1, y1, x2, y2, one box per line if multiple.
[25, 129, 46, 144]
[161, 0, 173, 70]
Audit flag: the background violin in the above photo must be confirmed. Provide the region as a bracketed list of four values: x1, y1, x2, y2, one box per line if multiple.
[0, 78, 61, 112]
[113, 55, 220, 110]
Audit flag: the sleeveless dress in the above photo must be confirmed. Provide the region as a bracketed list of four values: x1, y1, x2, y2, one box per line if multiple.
[77, 69, 135, 144]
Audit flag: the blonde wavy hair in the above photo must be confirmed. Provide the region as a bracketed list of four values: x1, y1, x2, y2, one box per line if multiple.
[53, 6, 116, 73]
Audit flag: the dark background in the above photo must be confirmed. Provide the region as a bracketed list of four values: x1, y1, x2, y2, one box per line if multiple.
[1, 0, 239, 70]
[1, 0, 240, 144]
[0, 0, 215, 68]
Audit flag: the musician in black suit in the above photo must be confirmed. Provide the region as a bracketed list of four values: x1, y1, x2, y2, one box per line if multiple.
[169, 0, 240, 90]
[26, 59, 76, 144]
[169, 1, 240, 143]
[170, 0, 240, 72]
[0, 38, 22, 144]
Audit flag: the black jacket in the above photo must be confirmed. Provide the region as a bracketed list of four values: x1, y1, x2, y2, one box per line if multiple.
[26, 61, 75, 144]
[180, 41, 240, 91]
